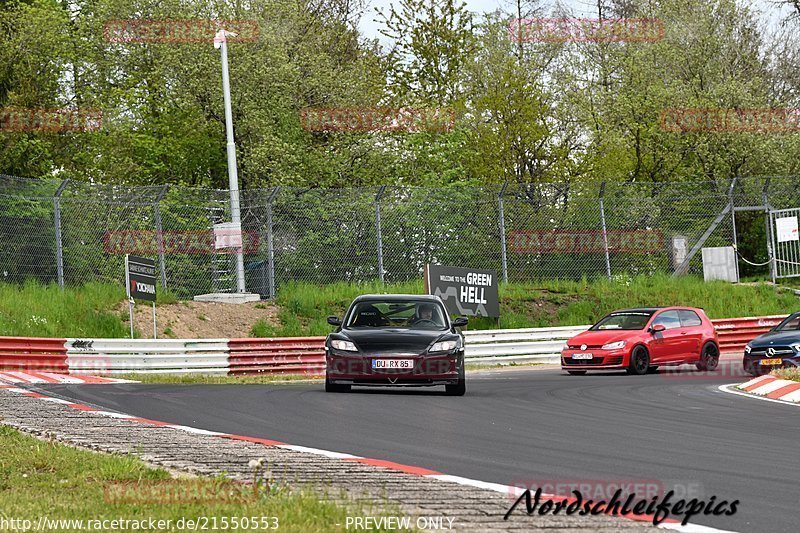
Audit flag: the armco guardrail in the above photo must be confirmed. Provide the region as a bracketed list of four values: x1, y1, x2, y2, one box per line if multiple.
[0, 336, 68, 372]
[65, 338, 229, 375]
[3, 315, 786, 376]
[228, 337, 326, 375]
[711, 315, 785, 353]
[463, 326, 589, 364]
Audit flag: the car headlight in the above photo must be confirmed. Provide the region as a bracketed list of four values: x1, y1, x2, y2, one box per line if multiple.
[562, 343, 569, 351]
[331, 339, 358, 352]
[790, 343, 800, 353]
[602, 340, 626, 350]
[430, 340, 458, 353]
[744, 344, 752, 354]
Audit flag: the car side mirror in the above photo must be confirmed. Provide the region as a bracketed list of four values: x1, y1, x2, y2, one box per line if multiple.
[650, 324, 666, 333]
[452, 317, 468, 328]
[327, 316, 342, 327]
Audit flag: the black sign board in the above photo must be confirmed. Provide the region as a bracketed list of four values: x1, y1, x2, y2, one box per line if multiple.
[425, 264, 500, 318]
[125, 255, 157, 302]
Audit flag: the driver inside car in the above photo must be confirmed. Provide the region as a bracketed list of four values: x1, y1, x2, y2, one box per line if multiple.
[410, 303, 442, 328]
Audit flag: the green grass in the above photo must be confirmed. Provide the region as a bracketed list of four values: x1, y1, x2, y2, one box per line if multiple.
[772, 368, 800, 382]
[259, 274, 800, 336]
[2, 274, 799, 339]
[156, 289, 179, 305]
[490, 273, 800, 328]
[253, 280, 422, 337]
[249, 319, 273, 338]
[0, 281, 129, 338]
[0, 424, 400, 531]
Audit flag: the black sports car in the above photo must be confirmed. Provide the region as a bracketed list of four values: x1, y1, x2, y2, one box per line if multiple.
[324, 294, 468, 395]
[743, 311, 800, 375]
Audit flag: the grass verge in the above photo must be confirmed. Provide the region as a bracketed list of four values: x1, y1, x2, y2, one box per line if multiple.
[2, 274, 799, 338]
[0, 424, 397, 531]
[0, 281, 129, 338]
[260, 274, 800, 336]
[771, 368, 800, 382]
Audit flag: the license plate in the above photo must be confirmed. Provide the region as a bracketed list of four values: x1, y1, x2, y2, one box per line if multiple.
[572, 353, 593, 360]
[372, 359, 414, 369]
[760, 358, 783, 366]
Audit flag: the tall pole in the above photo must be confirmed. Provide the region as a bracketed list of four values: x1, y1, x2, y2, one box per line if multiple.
[375, 186, 386, 283]
[266, 187, 279, 299]
[216, 29, 246, 293]
[153, 184, 169, 290]
[729, 177, 739, 282]
[763, 177, 777, 283]
[498, 183, 509, 284]
[599, 181, 612, 280]
[53, 179, 69, 288]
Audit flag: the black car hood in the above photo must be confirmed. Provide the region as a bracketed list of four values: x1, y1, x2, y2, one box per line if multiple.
[749, 330, 800, 347]
[340, 328, 450, 354]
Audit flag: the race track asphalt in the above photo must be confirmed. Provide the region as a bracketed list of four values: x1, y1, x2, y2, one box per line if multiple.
[34, 366, 799, 533]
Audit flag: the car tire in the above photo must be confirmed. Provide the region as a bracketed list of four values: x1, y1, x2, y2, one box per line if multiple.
[626, 346, 650, 375]
[325, 376, 351, 393]
[567, 371, 587, 376]
[445, 366, 466, 396]
[696, 342, 720, 372]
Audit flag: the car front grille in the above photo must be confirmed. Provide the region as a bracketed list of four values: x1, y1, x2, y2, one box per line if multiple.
[749, 346, 795, 356]
[563, 355, 623, 366]
[567, 344, 603, 350]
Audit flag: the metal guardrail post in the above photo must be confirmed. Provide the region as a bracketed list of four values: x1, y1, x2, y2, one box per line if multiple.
[153, 185, 169, 290]
[599, 181, 611, 280]
[375, 186, 386, 283]
[498, 183, 509, 284]
[53, 179, 69, 288]
[266, 187, 280, 300]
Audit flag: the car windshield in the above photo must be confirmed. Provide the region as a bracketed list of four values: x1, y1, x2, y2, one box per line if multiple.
[774, 313, 800, 331]
[590, 311, 655, 331]
[345, 300, 448, 330]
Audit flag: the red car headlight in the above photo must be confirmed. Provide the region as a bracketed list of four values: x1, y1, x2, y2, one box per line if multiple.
[601, 341, 626, 350]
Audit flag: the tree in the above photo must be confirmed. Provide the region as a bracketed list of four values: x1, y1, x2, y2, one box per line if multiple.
[377, 0, 476, 106]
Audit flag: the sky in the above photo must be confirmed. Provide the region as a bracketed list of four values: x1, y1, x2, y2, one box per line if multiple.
[357, 0, 794, 44]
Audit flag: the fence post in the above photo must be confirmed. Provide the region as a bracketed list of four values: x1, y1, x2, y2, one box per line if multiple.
[153, 185, 169, 290]
[763, 177, 777, 283]
[599, 181, 612, 280]
[498, 183, 509, 284]
[266, 187, 280, 299]
[729, 177, 739, 281]
[375, 186, 386, 283]
[53, 179, 70, 288]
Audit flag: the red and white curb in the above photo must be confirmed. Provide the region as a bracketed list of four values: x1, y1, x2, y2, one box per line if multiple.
[0, 384, 736, 533]
[721, 375, 800, 405]
[0, 371, 136, 385]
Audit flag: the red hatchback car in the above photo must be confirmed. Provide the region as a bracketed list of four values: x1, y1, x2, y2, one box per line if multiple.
[561, 307, 720, 375]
